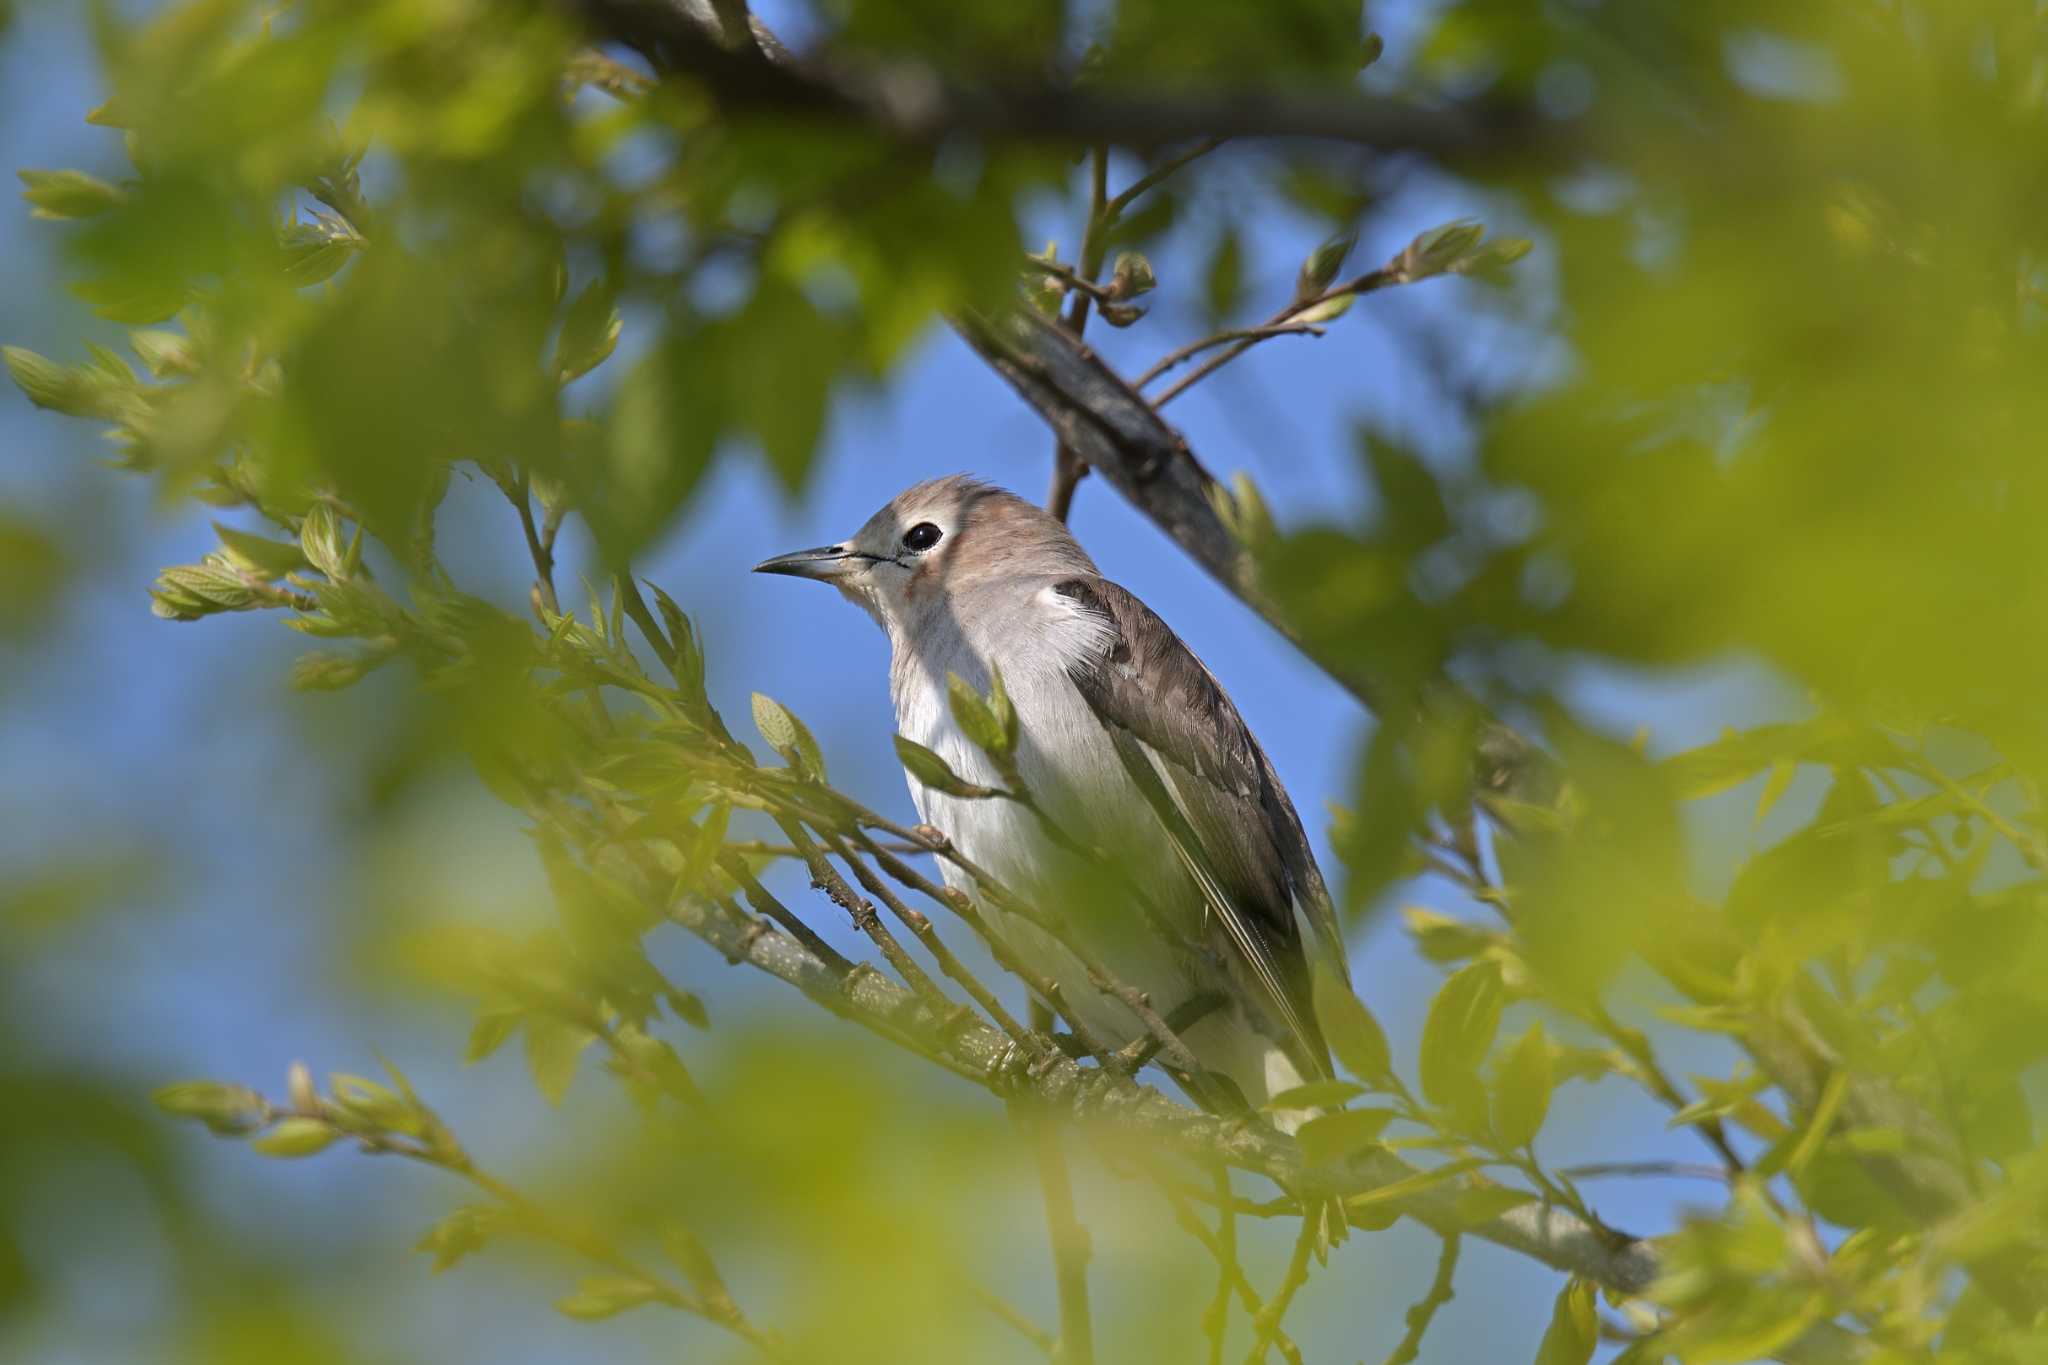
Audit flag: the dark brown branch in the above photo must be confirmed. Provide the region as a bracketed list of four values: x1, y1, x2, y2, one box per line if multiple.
[566, 0, 1548, 161]
[1046, 145, 1111, 523]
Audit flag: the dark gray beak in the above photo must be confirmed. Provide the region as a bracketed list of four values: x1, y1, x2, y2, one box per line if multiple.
[752, 544, 868, 581]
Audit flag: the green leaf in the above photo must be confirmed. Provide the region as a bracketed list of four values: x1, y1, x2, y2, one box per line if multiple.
[751, 692, 825, 780]
[660, 1223, 727, 1296]
[18, 168, 125, 220]
[1293, 290, 1354, 324]
[3, 345, 128, 418]
[1397, 219, 1486, 282]
[415, 1206, 507, 1274]
[1263, 1078, 1367, 1111]
[893, 734, 1002, 799]
[1295, 1107, 1397, 1166]
[328, 1072, 420, 1135]
[290, 650, 381, 691]
[1311, 962, 1392, 1083]
[250, 1117, 339, 1158]
[465, 1010, 521, 1064]
[1419, 961, 1504, 1119]
[554, 279, 622, 383]
[674, 802, 730, 899]
[299, 504, 348, 580]
[986, 665, 1019, 756]
[1492, 1022, 1554, 1149]
[151, 1080, 263, 1135]
[1345, 1156, 1489, 1215]
[1754, 758, 1798, 827]
[946, 671, 1010, 759]
[1403, 907, 1500, 963]
[128, 329, 195, 377]
[213, 523, 308, 578]
[524, 1015, 595, 1106]
[1449, 235, 1533, 281]
[1295, 227, 1357, 302]
[555, 1276, 658, 1321]
[1533, 1277, 1597, 1365]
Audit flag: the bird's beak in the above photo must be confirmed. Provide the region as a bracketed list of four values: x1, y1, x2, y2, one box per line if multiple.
[751, 544, 867, 582]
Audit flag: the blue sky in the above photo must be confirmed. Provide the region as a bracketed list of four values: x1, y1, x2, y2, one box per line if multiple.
[0, 4, 1805, 1361]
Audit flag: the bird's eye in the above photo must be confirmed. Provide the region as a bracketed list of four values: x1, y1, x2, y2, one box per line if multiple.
[901, 522, 942, 552]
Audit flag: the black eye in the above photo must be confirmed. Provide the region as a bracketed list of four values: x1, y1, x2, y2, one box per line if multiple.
[901, 522, 942, 552]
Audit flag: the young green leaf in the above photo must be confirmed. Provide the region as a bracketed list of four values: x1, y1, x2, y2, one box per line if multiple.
[554, 279, 623, 383]
[524, 1015, 595, 1106]
[214, 522, 308, 578]
[555, 1276, 659, 1321]
[1493, 1021, 1555, 1149]
[250, 1117, 339, 1158]
[1533, 1277, 1597, 1365]
[1296, 1107, 1398, 1166]
[18, 167, 125, 219]
[660, 1223, 728, 1297]
[1312, 961, 1392, 1083]
[415, 1205, 507, 1274]
[465, 1010, 521, 1065]
[893, 734, 1003, 799]
[1295, 227, 1357, 302]
[751, 692, 826, 781]
[946, 671, 1010, 759]
[152, 1080, 264, 1135]
[1263, 1078, 1367, 1111]
[1419, 961, 1505, 1117]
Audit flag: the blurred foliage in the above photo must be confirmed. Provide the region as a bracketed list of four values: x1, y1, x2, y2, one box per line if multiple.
[8, 0, 2048, 1363]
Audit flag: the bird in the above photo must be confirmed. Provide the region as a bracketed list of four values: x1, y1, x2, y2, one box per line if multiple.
[753, 474, 1352, 1132]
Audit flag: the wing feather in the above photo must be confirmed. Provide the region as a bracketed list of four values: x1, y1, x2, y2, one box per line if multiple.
[1051, 576, 1346, 1074]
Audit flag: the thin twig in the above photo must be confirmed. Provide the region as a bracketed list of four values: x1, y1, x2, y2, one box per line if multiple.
[1132, 324, 1327, 390]
[1380, 1233, 1460, 1365]
[775, 816, 956, 1016]
[1203, 1164, 1238, 1365]
[1905, 757, 2048, 875]
[1023, 1001, 1097, 1365]
[851, 829, 1121, 1063]
[1559, 1161, 1731, 1183]
[848, 808, 1206, 1077]
[252, 1090, 782, 1356]
[1151, 1173, 1301, 1365]
[959, 1276, 1057, 1357]
[820, 828, 1037, 1051]
[1242, 1209, 1319, 1365]
[1106, 136, 1229, 216]
[1151, 267, 1395, 409]
[498, 470, 559, 617]
[721, 854, 857, 977]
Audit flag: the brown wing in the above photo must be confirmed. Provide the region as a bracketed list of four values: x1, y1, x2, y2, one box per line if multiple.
[1052, 576, 1348, 1073]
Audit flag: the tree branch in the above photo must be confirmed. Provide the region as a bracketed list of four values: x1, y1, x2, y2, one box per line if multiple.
[564, 0, 1547, 160]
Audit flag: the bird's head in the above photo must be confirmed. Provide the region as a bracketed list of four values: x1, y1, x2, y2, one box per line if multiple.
[753, 474, 1097, 634]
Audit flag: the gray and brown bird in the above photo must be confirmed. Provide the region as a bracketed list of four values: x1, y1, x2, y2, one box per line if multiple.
[755, 475, 1351, 1129]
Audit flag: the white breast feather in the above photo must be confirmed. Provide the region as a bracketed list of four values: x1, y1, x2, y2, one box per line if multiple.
[884, 577, 1298, 1111]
